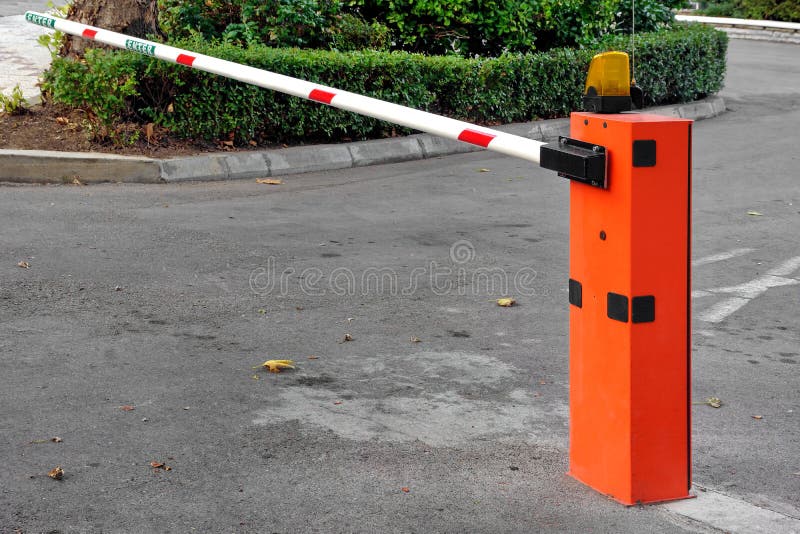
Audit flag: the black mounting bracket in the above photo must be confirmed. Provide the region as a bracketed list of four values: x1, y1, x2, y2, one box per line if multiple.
[540, 137, 608, 189]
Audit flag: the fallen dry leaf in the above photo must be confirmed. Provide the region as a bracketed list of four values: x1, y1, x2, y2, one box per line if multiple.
[478, 168, 491, 173]
[17, 261, 30, 269]
[752, 415, 763, 420]
[144, 123, 154, 143]
[308, 355, 319, 360]
[693, 397, 722, 408]
[340, 333, 354, 343]
[30, 437, 62, 444]
[256, 179, 283, 185]
[334, 401, 343, 405]
[747, 211, 763, 217]
[401, 487, 410, 493]
[150, 461, 172, 471]
[70, 177, 84, 186]
[120, 405, 135, 412]
[497, 298, 516, 307]
[55, 116, 69, 125]
[48, 466, 64, 480]
[410, 336, 421, 343]
[256, 359, 295, 373]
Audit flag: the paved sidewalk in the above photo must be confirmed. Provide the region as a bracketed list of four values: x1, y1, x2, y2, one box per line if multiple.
[0, 0, 53, 99]
[0, 13, 53, 101]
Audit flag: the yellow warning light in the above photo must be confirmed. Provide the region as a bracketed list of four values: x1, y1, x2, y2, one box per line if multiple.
[583, 51, 636, 113]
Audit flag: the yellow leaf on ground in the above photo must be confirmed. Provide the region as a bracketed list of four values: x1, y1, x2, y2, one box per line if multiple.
[692, 396, 722, 408]
[259, 359, 295, 373]
[256, 179, 283, 185]
[752, 415, 763, 420]
[150, 461, 172, 471]
[497, 298, 516, 307]
[48, 466, 64, 480]
[17, 261, 30, 269]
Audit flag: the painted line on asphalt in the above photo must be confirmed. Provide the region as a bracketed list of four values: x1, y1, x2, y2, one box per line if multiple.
[692, 247, 754, 267]
[663, 486, 800, 533]
[697, 255, 800, 323]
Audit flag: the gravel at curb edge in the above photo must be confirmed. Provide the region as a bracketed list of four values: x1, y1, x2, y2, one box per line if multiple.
[0, 96, 725, 184]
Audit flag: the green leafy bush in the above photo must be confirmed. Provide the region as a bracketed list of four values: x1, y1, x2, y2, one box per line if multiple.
[158, 0, 346, 48]
[0, 85, 29, 115]
[329, 13, 392, 51]
[739, 0, 800, 21]
[614, 0, 681, 32]
[43, 24, 726, 145]
[42, 48, 140, 143]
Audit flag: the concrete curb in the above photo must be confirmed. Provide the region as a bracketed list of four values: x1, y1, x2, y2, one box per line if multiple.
[0, 96, 725, 184]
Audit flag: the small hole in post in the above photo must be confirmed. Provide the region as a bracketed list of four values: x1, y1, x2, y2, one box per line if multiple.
[599, 231, 607, 241]
[603, 122, 608, 128]
[584, 119, 589, 126]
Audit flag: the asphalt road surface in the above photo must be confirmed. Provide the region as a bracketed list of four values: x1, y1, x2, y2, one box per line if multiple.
[1, 40, 798, 533]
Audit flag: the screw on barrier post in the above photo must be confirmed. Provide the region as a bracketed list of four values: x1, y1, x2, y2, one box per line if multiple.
[26, 13, 693, 505]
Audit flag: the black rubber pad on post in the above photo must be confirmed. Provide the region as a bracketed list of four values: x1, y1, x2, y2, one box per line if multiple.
[607, 292, 629, 322]
[569, 279, 583, 308]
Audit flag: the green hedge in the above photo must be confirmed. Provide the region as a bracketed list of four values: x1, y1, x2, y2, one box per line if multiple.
[42, 24, 727, 145]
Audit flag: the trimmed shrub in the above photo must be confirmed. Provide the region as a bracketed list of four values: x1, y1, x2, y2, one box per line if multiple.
[42, 24, 727, 145]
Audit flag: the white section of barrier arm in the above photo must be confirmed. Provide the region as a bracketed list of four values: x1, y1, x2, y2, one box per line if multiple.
[25, 11, 545, 164]
[675, 14, 800, 31]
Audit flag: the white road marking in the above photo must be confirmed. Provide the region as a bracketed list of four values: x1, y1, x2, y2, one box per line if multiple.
[697, 255, 800, 323]
[768, 256, 800, 278]
[699, 296, 752, 323]
[692, 248, 754, 267]
[663, 486, 800, 533]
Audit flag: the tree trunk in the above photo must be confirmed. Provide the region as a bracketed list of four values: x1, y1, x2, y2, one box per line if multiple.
[60, 0, 163, 58]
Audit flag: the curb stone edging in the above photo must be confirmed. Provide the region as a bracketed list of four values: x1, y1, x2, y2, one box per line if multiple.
[0, 96, 725, 184]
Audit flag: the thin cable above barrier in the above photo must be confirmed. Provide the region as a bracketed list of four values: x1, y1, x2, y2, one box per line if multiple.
[25, 11, 545, 164]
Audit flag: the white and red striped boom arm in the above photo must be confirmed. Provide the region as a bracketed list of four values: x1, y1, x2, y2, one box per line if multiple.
[25, 11, 545, 164]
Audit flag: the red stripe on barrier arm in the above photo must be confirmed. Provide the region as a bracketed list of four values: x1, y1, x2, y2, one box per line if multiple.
[458, 129, 496, 148]
[82, 29, 97, 39]
[176, 54, 196, 66]
[309, 89, 336, 104]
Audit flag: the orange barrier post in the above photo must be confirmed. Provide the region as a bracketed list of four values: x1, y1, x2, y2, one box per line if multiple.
[566, 112, 693, 505]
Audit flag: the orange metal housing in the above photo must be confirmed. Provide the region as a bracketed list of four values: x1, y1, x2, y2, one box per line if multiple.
[567, 112, 693, 505]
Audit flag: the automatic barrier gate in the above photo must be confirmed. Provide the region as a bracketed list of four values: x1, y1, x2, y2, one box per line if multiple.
[26, 11, 692, 505]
